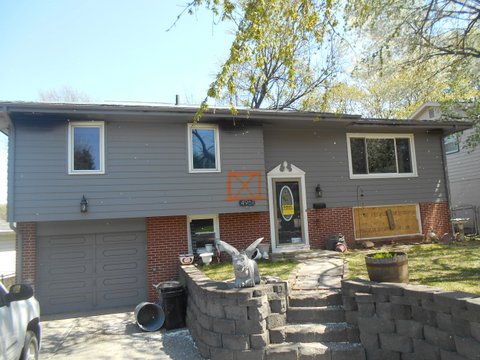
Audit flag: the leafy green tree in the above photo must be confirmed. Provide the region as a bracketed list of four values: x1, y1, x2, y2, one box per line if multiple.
[185, 0, 337, 119]
[186, 0, 479, 146]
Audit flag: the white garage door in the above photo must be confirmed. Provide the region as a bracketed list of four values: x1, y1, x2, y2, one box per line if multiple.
[36, 220, 147, 315]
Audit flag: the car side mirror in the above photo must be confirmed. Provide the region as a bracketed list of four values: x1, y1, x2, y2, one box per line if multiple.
[6, 284, 34, 303]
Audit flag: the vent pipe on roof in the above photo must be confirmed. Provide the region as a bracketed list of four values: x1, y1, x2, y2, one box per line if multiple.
[175, 95, 180, 106]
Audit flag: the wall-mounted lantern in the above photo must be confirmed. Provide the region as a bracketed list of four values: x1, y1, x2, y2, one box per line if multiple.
[315, 184, 323, 198]
[80, 195, 88, 213]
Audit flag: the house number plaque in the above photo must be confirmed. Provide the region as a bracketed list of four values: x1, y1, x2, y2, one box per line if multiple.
[239, 200, 256, 207]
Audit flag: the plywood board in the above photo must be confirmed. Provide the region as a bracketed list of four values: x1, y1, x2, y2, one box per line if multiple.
[353, 204, 422, 240]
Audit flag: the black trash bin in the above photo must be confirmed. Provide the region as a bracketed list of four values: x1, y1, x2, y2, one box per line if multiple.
[325, 234, 339, 251]
[156, 281, 186, 330]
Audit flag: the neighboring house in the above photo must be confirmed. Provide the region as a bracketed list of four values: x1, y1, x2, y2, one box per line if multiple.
[0, 102, 470, 314]
[0, 218, 15, 279]
[411, 102, 479, 234]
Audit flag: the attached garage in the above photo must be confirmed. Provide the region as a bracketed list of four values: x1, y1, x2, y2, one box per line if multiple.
[36, 219, 147, 315]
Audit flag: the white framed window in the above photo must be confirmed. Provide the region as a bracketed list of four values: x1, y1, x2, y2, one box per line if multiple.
[188, 124, 220, 173]
[68, 121, 105, 175]
[444, 134, 460, 155]
[187, 215, 220, 254]
[346, 133, 417, 179]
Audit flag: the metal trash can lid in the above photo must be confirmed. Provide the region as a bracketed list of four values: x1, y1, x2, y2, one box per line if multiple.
[156, 281, 182, 292]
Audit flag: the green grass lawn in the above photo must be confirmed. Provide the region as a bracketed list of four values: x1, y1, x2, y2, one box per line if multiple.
[344, 237, 480, 295]
[200, 259, 298, 281]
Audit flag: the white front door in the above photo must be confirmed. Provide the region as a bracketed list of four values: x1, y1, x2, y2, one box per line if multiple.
[268, 162, 309, 252]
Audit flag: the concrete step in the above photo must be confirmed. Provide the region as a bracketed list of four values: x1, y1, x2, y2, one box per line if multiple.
[270, 323, 357, 344]
[287, 306, 345, 324]
[265, 341, 366, 360]
[289, 291, 342, 307]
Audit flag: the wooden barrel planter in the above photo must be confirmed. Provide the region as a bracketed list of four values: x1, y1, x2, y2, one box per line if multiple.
[365, 251, 409, 283]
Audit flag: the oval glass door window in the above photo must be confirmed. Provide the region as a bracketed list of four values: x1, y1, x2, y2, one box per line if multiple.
[279, 185, 295, 221]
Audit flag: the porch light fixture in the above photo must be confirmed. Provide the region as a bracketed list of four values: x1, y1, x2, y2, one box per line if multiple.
[80, 195, 88, 213]
[315, 184, 323, 198]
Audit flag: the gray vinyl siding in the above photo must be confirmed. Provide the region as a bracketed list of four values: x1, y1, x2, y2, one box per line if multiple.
[11, 117, 267, 222]
[263, 123, 448, 208]
[446, 128, 480, 208]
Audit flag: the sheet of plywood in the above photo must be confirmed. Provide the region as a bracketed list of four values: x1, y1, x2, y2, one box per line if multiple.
[353, 204, 422, 240]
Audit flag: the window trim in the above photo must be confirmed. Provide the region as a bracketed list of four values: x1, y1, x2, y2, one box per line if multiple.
[68, 121, 105, 175]
[444, 134, 460, 155]
[188, 123, 221, 173]
[346, 133, 418, 179]
[187, 214, 220, 254]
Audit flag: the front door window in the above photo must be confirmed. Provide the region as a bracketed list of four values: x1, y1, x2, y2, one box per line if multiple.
[275, 181, 304, 245]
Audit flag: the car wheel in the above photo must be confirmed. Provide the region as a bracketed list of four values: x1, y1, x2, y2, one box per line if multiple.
[20, 330, 39, 360]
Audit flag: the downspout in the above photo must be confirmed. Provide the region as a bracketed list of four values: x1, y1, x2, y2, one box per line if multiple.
[440, 129, 454, 235]
[1, 107, 20, 280]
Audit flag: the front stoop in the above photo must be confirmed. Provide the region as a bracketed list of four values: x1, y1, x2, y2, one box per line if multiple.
[267, 290, 366, 360]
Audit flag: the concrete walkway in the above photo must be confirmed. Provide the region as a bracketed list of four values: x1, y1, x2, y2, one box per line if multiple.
[40, 310, 204, 360]
[289, 250, 346, 292]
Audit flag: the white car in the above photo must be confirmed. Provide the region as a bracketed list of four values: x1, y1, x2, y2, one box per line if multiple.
[0, 282, 41, 360]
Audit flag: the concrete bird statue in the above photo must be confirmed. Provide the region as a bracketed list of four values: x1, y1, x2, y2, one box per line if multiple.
[215, 237, 264, 288]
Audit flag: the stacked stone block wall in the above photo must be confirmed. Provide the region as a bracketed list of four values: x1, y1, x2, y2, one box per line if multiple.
[342, 279, 480, 360]
[179, 265, 287, 360]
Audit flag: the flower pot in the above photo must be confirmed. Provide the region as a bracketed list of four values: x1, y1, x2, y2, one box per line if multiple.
[365, 251, 408, 283]
[179, 254, 194, 265]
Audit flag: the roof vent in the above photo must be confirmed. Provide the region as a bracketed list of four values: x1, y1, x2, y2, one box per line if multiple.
[175, 95, 180, 106]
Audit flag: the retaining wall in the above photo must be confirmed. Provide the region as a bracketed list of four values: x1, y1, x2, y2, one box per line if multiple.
[179, 265, 288, 360]
[342, 279, 480, 360]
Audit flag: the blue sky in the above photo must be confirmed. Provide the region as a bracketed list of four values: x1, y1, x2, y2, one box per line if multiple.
[0, 1, 235, 204]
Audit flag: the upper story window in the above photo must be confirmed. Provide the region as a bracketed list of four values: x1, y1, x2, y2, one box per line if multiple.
[68, 122, 105, 174]
[347, 133, 417, 179]
[444, 134, 460, 155]
[188, 124, 220, 173]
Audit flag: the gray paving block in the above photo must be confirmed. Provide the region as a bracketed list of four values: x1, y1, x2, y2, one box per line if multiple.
[287, 306, 345, 324]
[211, 347, 234, 360]
[440, 349, 469, 360]
[222, 334, 250, 351]
[235, 349, 265, 360]
[358, 315, 395, 334]
[395, 319, 423, 339]
[413, 339, 441, 360]
[282, 323, 350, 343]
[328, 342, 366, 360]
[471, 321, 480, 342]
[365, 349, 401, 360]
[290, 291, 342, 307]
[265, 343, 298, 360]
[298, 343, 330, 360]
[250, 332, 270, 349]
[454, 335, 480, 360]
[379, 333, 413, 353]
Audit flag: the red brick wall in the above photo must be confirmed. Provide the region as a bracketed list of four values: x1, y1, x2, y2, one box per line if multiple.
[16, 222, 37, 288]
[219, 212, 271, 253]
[307, 208, 355, 248]
[419, 202, 451, 238]
[146, 216, 188, 301]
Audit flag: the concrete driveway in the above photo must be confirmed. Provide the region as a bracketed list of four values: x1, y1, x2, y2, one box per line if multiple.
[40, 309, 204, 360]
